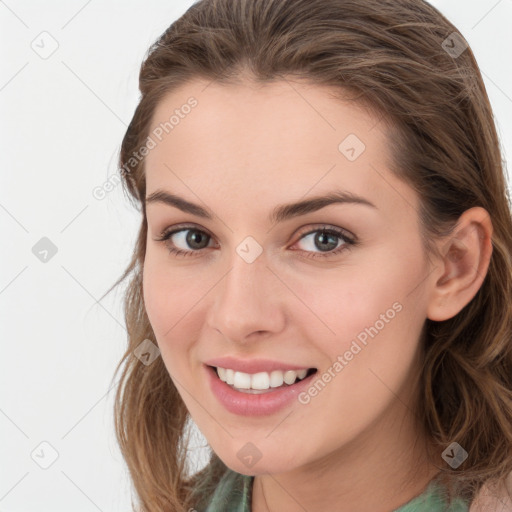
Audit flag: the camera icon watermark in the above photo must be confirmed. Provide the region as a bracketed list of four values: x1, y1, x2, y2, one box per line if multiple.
[134, 339, 161, 366]
[237, 442, 262, 468]
[441, 32, 468, 58]
[442, 442, 468, 469]
[32, 237, 58, 263]
[236, 236, 263, 264]
[30, 441, 59, 469]
[338, 133, 366, 162]
[30, 31, 59, 60]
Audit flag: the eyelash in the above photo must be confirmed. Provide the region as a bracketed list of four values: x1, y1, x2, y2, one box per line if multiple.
[154, 223, 357, 261]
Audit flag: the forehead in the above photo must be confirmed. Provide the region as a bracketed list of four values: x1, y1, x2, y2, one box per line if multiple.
[144, 78, 415, 216]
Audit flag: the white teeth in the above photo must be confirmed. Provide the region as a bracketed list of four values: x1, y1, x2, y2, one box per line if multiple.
[215, 366, 312, 391]
[251, 372, 270, 390]
[297, 369, 308, 380]
[217, 367, 227, 381]
[233, 371, 251, 389]
[283, 370, 297, 385]
[269, 370, 284, 388]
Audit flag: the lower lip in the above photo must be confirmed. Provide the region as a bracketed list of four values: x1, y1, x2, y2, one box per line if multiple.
[205, 364, 317, 416]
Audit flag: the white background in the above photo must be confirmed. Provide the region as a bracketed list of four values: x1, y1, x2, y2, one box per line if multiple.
[1, 1, 511, 511]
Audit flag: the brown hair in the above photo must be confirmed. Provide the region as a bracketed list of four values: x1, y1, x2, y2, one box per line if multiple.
[107, 0, 512, 510]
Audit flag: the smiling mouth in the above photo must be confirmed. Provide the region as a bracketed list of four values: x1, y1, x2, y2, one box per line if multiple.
[209, 365, 317, 394]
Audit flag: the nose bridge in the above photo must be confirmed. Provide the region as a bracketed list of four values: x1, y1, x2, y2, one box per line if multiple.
[208, 246, 284, 340]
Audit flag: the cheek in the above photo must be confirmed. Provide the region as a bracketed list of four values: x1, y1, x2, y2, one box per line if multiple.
[142, 253, 213, 373]
[289, 251, 428, 441]
[142, 256, 192, 365]
[142, 257, 172, 337]
[293, 243, 428, 362]
[143, 245, 198, 333]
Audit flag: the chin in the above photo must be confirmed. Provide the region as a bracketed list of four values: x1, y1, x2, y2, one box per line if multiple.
[215, 448, 302, 476]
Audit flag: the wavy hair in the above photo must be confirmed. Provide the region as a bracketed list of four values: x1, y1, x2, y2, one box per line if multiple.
[106, 0, 512, 510]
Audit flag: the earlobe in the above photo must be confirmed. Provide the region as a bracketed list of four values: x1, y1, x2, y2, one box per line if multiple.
[427, 207, 493, 322]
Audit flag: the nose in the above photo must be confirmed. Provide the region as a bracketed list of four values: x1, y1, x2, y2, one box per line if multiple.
[206, 249, 286, 343]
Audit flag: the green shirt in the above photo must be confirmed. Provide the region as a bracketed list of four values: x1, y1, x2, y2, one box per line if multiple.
[202, 468, 470, 512]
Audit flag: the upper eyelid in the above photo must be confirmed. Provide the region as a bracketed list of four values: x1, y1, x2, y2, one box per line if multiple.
[301, 224, 354, 237]
[156, 223, 215, 241]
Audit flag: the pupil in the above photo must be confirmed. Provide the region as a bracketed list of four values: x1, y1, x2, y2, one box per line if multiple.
[187, 230, 208, 249]
[316, 231, 338, 252]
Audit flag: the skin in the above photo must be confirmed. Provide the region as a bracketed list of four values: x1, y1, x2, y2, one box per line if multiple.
[142, 78, 493, 512]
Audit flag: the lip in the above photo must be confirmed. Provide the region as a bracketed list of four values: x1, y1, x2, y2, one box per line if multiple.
[204, 356, 314, 374]
[204, 364, 317, 416]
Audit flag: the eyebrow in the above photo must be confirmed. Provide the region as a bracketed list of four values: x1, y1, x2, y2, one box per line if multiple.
[145, 189, 377, 224]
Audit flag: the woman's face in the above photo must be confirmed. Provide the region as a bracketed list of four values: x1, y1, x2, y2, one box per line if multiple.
[143, 78, 437, 476]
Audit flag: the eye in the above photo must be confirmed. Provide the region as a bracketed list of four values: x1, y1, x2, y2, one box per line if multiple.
[154, 225, 215, 258]
[153, 223, 357, 260]
[291, 225, 356, 260]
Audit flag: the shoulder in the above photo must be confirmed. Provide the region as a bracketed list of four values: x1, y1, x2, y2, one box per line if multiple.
[191, 466, 253, 512]
[469, 475, 512, 512]
[395, 477, 470, 512]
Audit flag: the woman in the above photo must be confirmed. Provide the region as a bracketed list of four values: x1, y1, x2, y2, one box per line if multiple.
[108, 0, 512, 510]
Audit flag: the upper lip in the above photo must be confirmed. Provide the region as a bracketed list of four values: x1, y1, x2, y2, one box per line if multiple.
[204, 356, 315, 374]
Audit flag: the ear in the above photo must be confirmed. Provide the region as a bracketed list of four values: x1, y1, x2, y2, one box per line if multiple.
[427, 207, 493, 322]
